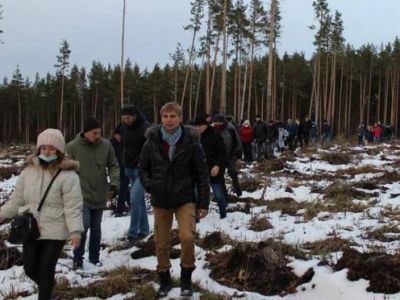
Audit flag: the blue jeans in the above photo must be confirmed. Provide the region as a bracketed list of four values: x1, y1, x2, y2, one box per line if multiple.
[125, 167, 150, 238]
[211, 183, 227, 218]
[73, 206, 103, 263]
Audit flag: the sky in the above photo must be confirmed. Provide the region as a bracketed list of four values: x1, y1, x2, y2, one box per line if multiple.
[0, 0, 399, 80]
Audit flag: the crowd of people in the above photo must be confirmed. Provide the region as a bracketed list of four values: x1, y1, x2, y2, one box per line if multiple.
[358, 122, 394, 145]
[0, 103, 397, 299]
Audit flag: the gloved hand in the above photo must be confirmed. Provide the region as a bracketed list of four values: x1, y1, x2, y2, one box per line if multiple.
[108, 185, 119, 199]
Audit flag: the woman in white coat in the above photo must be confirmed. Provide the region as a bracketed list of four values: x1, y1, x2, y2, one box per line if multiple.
[0, 129, 83, 300]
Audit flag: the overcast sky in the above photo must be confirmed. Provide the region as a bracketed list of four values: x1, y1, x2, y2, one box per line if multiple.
[1, 0, 399, 80]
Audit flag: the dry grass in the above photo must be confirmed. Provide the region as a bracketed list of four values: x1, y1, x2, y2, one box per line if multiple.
[253, 159, 285, 173]
[334, 165, 380, 178]
[366, 225, 400, 242]
[200, 231, 233, 251]
[302, 236, 354, 256]
[249, 215, 273, 231]
[320, 152, 352, 165]
[53, 267, 156, 299]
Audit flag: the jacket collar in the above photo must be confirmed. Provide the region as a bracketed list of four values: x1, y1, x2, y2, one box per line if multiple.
[27, 154, 80, 171]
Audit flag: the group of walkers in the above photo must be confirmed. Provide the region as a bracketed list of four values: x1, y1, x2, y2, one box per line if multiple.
[0, 102, 245, 299]
[213, 115, 334, 163]
[1, 100, 397, 299]
[358, 122, 394, 145]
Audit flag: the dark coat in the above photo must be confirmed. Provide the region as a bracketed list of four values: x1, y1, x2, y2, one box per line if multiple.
[139, 125, 210, 209]
[199, 125, 227, 184]
[266, 123, 278, 142]
[121, 110, 150, 168]
[253, 121, 268, 142]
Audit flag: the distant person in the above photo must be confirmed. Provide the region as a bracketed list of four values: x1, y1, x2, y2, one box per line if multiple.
[0, 129, 83, 300]
[358, 123, 366, 145]
[277, 124, 289, 153]
[110, 124, 130, 216]
[120, 105, 150, 246]
[194, 115, 228, 219]
[303, 117, 312, 147]
[294, 118, 304, 148]
[286, 118, 298, 151]
[321, 120, 331, 146]
[66, 117, 120, 269]
[310, 121, 318, 145]
[212, 115, 242, 197]
[139, 102, 209, 297]
[266, 120, 278, 158]
[373, 122, 382, 143]
[239, 120, 254, 162]
[253, 114, 268, 161]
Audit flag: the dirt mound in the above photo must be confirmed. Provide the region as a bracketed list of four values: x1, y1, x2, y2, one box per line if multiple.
[206, 241, 314, 296]
[130, 229, 182, 259]
[266, 197, 301, 215]
[334, 248, 400, 294]
[253, 159, 285, 173]
[200, 231, 226, 251]
[249, 215, 273, 231]
[240, 176, 263, 192]
[320, 152, 351, 165]
[0, 246, 23, 270]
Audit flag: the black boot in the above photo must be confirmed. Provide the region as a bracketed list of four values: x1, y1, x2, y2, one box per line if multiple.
[180, 267, 195, 296]
[156, 270, 172, 298]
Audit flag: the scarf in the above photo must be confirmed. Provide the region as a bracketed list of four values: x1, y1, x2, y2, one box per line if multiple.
[161, 126, 182, 161]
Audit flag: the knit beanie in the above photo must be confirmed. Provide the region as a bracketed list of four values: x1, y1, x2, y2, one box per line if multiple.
[243, 120, 250, 126]
[37, 129, 65, 153]
[83, 116, 101, 133]
[213, 114, 226, 123]
[121, 105, 137, 116]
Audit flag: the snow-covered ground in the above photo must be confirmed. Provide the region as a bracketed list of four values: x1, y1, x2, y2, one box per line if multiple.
[1, 143, 400, 299]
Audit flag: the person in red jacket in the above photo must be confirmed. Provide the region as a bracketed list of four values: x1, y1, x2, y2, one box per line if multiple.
[373, 122, 382, 143]
[240, 120, 254, 162]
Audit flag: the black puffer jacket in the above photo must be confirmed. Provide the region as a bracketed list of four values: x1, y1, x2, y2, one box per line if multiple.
[121, 110, 149, 168]
[139, 125, 210, 209]
[199, 125, 227, 184]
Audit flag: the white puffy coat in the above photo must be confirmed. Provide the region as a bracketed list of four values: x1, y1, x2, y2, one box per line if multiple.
[0, 156, 84, 241]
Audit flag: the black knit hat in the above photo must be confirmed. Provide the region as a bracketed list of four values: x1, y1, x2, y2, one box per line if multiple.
[121, 105, 137, 116]
[194, 115, 208, 126]
[83, 116, 101, 133]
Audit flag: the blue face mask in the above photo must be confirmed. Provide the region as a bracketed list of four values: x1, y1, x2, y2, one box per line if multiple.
[39, 154, 58, 163]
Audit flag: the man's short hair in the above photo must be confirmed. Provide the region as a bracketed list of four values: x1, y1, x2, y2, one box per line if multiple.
[160, 102, 182, 116]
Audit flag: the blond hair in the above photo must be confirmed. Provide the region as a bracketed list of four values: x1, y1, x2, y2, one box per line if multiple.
[160, 102, 182, 117]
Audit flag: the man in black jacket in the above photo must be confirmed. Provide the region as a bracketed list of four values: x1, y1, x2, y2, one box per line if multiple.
[139, 102, 209, 298]
[194, 115, 227, 219]
[121, 105, 150, 245]
[253, 114, 268, 161]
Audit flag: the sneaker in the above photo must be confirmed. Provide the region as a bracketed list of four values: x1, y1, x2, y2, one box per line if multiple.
[73, 261, 83, 270]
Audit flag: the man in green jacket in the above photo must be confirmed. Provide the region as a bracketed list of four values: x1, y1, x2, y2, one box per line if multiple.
[66, 117, 120, 269]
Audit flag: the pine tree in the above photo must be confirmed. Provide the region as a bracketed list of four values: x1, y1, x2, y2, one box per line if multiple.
[55, 39, 71, 130]
[11, 66, 24, 141]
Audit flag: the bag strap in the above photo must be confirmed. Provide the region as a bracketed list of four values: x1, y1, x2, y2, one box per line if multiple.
[37, 169, 62, 212]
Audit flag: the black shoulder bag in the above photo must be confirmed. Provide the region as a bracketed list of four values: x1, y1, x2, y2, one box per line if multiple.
[8, 169, 62, 245]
